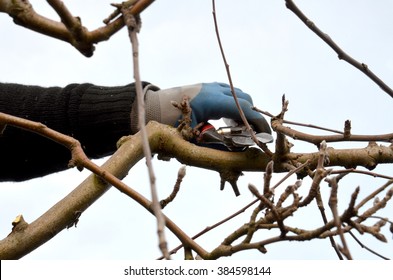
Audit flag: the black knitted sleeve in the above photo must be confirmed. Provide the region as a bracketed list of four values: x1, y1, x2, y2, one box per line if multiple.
[0, 82, 146, 181]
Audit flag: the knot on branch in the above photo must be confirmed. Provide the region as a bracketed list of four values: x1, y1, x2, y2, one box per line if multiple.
[344, 120, 351, 139]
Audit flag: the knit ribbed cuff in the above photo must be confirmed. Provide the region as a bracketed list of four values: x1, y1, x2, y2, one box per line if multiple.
[130, 84, 161, 134]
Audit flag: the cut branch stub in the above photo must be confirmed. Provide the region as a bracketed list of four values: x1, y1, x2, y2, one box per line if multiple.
[219, 170, 243, 196]
[11, 215, 29, 234]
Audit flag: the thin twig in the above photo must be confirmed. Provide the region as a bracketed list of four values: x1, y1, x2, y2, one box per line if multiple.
[356, 187, 393, 225]
[212, 0, 272, 156]
[249, 184, 287, 237]
[160, 166, 186, 209]
[347, 230, 390, 260]
[285, 0, 393, 99]
[276, 180, 302, 208]
[271, 118, 393, 145]
[314, 189, 343, 260]
[158, 198, 260, 259]
[355, 180, 393, 212]
[122, 7, 169, 259]
[272, 160, 310, 190]
[299, 141, 330, 207]
[273, 96, 291, 159]
[253, 106, 344, 135]
[256, 105, 393, 143]
[327, 174, 352, 259]
[263, 161, 274, 195]
[331, 169, 393, 180]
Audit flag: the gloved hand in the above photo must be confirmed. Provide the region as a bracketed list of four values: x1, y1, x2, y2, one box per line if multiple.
[131, 82, 272, 142]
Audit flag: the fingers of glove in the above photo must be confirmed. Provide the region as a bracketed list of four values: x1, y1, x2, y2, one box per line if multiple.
[211, 85, 270, 133]
[203, 83, 254, 104]
[247, 117, 272, 135]
[227, 98, 271, 134]
[191, 93, 270, 134]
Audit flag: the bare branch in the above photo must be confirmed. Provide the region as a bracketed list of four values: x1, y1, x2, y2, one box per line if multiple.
[355, 180, 393, 213]
[121, 5, 170, 259]
[356, 187, 393, 223]
[272, 117, 393, 145]
[285, 0, 393, 99]
[347, 230, 390, 260]
[276, 180, 302, 208]
[253, 105, 346, 135]
[273, 96, 292, 160]
[299, 141, 330, 207]
[331, 169, 393, 180]
[263, 161, 274, 195]
[314, 188, 344, 260]
[249, 184, 288, 237]
[326, 174, 353, 259]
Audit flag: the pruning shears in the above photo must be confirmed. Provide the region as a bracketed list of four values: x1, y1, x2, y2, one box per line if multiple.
[197, 122, 273, 151]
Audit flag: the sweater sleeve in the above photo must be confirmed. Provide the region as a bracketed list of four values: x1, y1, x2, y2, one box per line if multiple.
[0, 82, 147, 182]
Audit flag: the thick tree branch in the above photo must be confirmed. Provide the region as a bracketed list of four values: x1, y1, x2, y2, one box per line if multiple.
[0, 116, 209, 259]
[0, 112, 392, 258]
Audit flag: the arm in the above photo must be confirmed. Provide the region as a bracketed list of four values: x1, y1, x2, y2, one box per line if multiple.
[0, 82, 146, 181]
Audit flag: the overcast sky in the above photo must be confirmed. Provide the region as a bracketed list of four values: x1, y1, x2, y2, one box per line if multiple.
[0, 0, 392, 260]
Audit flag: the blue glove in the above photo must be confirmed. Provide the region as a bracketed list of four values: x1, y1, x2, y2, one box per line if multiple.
[131, 82, 272, 141]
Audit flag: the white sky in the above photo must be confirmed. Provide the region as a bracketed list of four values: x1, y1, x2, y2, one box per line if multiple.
[0, 0, 392, 260]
